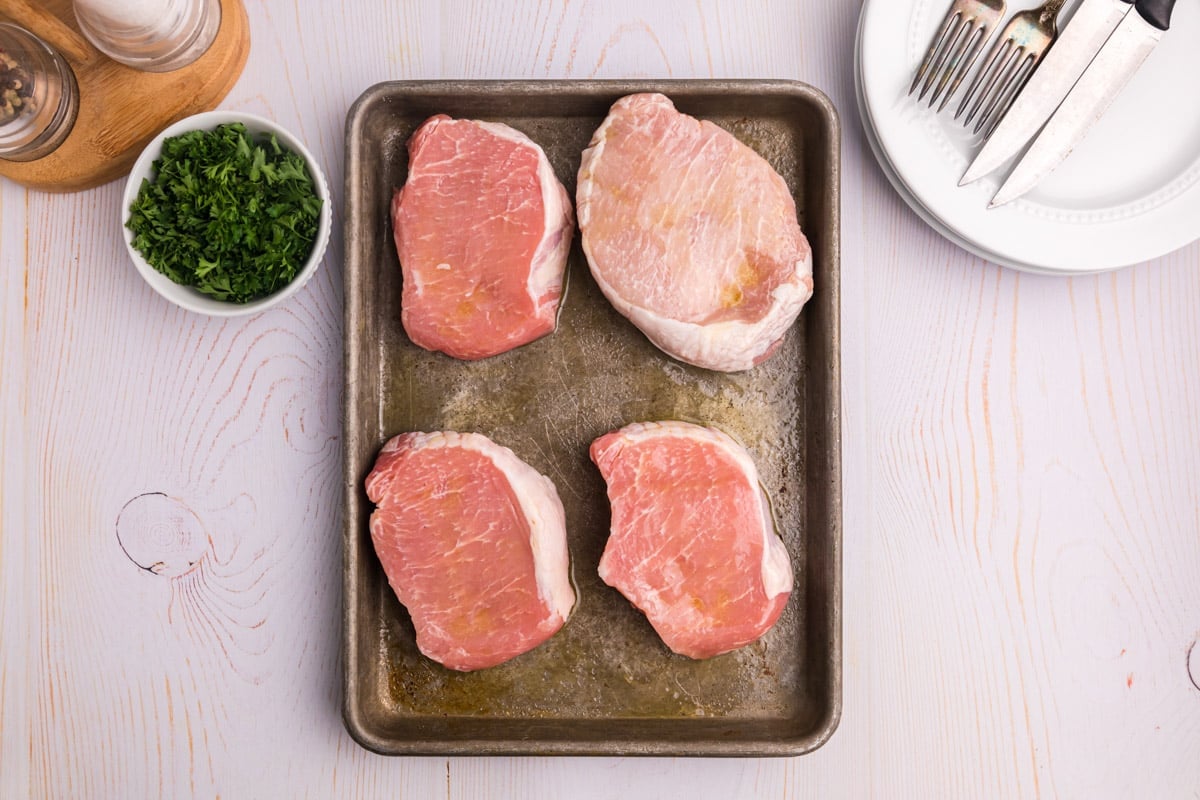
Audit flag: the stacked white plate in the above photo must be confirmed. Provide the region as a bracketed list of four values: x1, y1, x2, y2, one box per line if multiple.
[855, 0, 1200, 274]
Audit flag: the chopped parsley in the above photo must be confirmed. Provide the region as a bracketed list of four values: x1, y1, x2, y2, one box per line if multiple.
[127, 122, 322, 304]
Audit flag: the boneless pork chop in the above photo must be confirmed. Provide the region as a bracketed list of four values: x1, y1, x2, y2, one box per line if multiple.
[391, 116, 573, 360]
[365, 431, 575, 671]
[591, 421, 793, 659]
[577, 93, 813, 372]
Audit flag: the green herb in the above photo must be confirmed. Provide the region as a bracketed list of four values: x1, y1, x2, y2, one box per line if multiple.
[127, 122, 322, 304]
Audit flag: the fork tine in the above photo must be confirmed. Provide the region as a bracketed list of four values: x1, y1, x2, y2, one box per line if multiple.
[975, 52, 1036, 135]
[917, 14, 967, 100]
[910, 0, 1013, 115]
[909, 11, 961, 96]
[955, 34, 1007, 120]
[971, 54, 1021, 132]
[962, 40, 1019, 127]
[936, 25, 989, 112]
[982, 44, 1051, 136]
[921, 18, 969, 104]
[949, 0, 1061, 134]
[918, 15, 970, 103]
[969, 45, 1024, 130]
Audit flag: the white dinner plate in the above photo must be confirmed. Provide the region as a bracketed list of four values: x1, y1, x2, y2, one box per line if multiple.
[859, 0, 1200, 273]
[854, 6, 1053, 273]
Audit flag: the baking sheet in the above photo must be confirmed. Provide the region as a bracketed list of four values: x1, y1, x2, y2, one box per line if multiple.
[342, 80, 841, 756]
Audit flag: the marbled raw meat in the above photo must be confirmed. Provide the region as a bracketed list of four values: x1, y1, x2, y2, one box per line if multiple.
[392, 116, 573, 360]
[590, 420, 792, 659]
[365, 431, 575, 671]
[576, 93, 813, 372]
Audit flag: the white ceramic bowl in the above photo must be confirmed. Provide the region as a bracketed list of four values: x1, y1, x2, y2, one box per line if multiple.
[122, 111, 332, 316]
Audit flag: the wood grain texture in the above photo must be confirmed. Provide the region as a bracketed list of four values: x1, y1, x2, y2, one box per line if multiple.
[0, 0, 250, 192]
[2, 0, 1198, 797]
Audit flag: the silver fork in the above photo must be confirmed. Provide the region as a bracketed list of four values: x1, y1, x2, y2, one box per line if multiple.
[956, 0, 1067, 135]
[909, 0, 1007, 110]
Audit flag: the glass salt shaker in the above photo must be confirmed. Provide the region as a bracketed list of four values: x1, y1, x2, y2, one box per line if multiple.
[73, 0, 221, 73]
[0, 23, 79, 162]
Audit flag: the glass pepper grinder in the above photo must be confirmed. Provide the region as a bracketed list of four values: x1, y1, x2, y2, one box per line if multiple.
[73, 0, 221, 73]
[0, 23, 79, 162]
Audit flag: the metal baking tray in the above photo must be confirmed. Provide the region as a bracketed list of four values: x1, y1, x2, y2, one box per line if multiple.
[342, 80, 841, 757]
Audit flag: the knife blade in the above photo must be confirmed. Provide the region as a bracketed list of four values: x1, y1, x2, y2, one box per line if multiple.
[989, 0, 1177, 208]
[959, 0, 1134, 186]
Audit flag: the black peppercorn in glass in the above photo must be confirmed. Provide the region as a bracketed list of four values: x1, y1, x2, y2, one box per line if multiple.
[0, 23, 78, 162]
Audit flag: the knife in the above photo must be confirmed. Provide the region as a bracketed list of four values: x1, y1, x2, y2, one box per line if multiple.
[989, 0, 1178, 207]
[959, 0, 1135, 186]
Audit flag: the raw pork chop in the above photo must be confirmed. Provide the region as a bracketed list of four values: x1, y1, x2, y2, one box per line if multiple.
[365, 431, 575, 671]
[391, 115, 573, 360]
[591, 421, 792, 659]
[576, 93, 813, 372]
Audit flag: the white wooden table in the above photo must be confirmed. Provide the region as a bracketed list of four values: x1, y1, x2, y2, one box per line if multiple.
[3, 1, 1199, 797]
